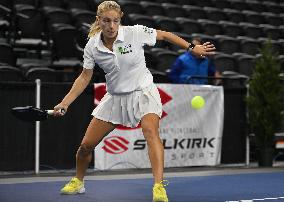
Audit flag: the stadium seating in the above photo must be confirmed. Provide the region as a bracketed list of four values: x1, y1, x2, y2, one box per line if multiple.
[140, 2, 165, 16]
[0, 65, 23, 81]
[230, 0, 250, 11]
[151, 69, 170, 83]
[76, 23, 90, 50]
[212, 0, 231, 9]
[224, 8, 246, 23]
[119, 1, 144, 15]
[70, 9, 96, 27]
[191, 0, 214, 7]
[239, 22, 264, 38]
[238, 36, 262, 55]
[246, 1, 267, 13]
[183, 5, 207, 20]
[14, 4, 47, 56]
[153, 50, 179, 72]
[153, 16, 180, 32]
[204, 7, 228, 22]
[197, 19, 223, 36]
[263, 12, 283, 26]
[161, 3, 186, 18]
[242, 10, 266, 25]
[213, 53, 237, 73]
[14, 0, 36, 6]
[220, 21, 244, 37]
[215, 35, 241, 54]
[264, 2, 283, 14]
[128, 14, 156, 28]
[235, 54, 256, 77]
[65, 0, 90, 11]
[0, 0, 283, 83]
[176, 18, 202, 34]
[144, 49, 158, 70]
[44, 7, 72, 32]
[0, 42, 16, 66]
[25, 67, 57, 81]
[259, 24, 282, 40]
[39, 0, 63, 8]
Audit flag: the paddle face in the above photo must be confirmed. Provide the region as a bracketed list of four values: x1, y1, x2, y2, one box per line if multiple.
[11, 106, 49, 122]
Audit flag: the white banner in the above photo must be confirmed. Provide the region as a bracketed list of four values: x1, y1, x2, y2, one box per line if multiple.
[94, 84, 224, 170]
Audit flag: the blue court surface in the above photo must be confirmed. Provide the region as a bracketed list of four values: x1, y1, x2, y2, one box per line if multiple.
[1, 168, 284, 202]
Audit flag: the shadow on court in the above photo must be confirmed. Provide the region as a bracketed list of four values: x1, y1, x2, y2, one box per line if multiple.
[1, 172, 284, 202]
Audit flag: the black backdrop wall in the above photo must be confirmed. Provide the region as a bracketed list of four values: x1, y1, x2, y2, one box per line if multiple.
[222, 87, 247, 163]
[0, 82, 94, 171]
[0, 82, 247, 171]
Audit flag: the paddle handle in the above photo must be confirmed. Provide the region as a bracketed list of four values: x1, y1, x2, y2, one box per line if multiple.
[46, 109, 65, 115]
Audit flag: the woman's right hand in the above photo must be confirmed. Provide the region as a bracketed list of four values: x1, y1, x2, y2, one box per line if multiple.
[53, 103, 68, 116]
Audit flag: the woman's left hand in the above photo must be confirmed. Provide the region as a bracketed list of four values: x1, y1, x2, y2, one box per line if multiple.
[191, 42, 216, 58]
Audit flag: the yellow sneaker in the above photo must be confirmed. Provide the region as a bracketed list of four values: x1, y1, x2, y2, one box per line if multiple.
[153, 180, 169, 202]
[60, 177, 85, 195]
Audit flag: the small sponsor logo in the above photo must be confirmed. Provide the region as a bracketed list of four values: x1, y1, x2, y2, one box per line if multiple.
[117, 44, 132, 55]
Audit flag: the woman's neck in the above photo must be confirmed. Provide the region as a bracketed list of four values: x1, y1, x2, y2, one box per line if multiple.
[101, 34, 116, 50]
[102, 35, 114, 44]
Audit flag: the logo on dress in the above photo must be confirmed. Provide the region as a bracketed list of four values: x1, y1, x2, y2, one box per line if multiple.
[117, 44, 132, 55]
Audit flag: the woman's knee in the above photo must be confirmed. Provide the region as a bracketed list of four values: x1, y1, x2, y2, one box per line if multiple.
[142, 127, 160, 143]
[76, 143, 94, 159]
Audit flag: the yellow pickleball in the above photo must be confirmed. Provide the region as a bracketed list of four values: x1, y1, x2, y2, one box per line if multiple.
[191, 96, 205, 109]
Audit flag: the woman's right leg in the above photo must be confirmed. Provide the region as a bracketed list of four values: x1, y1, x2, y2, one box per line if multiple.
[76, 117, 115, 180]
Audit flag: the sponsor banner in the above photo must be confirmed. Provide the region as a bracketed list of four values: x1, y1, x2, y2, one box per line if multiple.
[94, 84, 224, 170]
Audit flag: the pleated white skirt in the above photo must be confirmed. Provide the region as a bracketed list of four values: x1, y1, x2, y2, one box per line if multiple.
[92, 83, 162, 128]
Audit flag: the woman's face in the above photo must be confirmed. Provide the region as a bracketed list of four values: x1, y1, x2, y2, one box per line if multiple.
[98, 10, 121, 40]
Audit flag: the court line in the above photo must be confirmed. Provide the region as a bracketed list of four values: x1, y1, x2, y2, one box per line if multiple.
[225, 196, 284, 201]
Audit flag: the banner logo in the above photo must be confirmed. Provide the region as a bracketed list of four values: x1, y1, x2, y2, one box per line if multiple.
[102, 136, 129, 154]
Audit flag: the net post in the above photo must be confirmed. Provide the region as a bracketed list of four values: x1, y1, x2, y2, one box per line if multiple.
[35, 79, 41, 174]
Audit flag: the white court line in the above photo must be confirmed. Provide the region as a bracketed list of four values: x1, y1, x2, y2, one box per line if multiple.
[252, 197, 284, 201]
[226, 197, 284, 201]
[263, 198, 280, 200]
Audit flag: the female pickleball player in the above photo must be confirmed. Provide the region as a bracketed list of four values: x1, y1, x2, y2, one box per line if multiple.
[53, 1, 215, 201]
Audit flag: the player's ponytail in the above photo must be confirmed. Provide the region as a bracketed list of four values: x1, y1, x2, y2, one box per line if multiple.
[88, 19, 100, 38]
[88, 1, 124, 38]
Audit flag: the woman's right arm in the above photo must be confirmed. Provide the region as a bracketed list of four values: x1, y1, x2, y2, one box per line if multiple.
[54, 68, 93, 115]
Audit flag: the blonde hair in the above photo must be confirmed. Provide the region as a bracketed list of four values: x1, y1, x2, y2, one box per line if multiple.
[88, 1, 123, 38]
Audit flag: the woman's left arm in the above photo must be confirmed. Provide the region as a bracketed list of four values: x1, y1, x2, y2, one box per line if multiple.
[156, 30, 215, 57]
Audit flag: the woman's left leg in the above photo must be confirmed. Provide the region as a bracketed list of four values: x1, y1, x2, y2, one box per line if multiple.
[141, 113, 168, 202]
[140, 113, 164, 183]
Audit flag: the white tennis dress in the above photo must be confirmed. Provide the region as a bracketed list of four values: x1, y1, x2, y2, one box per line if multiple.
[83, 25, 162, 127]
